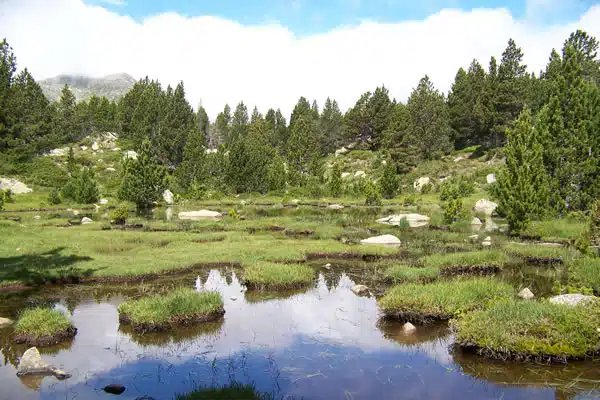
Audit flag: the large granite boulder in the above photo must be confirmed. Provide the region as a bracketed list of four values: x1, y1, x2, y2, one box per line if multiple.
[360, 234, 401, 245]
[17, 347, 70, 379]
[474, 199, 498, 217]
[376, 214, 430, 228]
[178, 210, 222, 221]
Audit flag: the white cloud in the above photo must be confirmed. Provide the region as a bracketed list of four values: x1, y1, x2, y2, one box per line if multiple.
[100, 0, 126, 6]
[0, 0, 599, 119]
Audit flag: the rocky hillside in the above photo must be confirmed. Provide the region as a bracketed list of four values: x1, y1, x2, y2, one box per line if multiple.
[39, 73, 136, 102]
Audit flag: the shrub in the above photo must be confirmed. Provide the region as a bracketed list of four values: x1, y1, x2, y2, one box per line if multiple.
[379, 161, 399, 199]
[187, 179, 207, 200]
[62, 167, 99, 204]
[24, 157, 69, 187]
[48, 188, 62, 205]
[328, 164, 343, 197]
[443, 198, 467, 224]
[110, 205, 129, 225]
[439, 176, 475, 201]
[403, 194, 416, 206]
[420, 182, 433, 194]
[364, 180, 382, 206]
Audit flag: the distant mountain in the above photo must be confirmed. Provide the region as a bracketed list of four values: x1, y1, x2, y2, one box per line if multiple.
[39, 73, 136, 102]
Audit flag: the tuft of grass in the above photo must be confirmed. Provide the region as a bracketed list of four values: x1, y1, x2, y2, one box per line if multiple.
[14, 308, 76, 346]
[569, 257, 600, 293]
[523, 219, 585, 242]
[118, 288, 224, 332]
[423, 250, 506, 276]
[244, 262, 315, 290]
[453, 300, 600, 362]
[384, 263, 439, 283]
[504, 243, 571, 265]
[378, 278, 514, 322]
[176, 383, 269, 400]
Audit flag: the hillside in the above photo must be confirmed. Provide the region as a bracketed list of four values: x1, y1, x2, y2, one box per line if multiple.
[39, 73, 136, 102]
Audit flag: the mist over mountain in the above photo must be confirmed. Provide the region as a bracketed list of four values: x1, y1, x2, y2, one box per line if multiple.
[39, 73, 136, 102]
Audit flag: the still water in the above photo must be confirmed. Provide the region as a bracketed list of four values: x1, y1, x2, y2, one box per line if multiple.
[1, 269, 599, 400]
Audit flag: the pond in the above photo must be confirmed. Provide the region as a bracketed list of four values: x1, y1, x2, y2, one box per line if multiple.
[1, 268, 599, 400]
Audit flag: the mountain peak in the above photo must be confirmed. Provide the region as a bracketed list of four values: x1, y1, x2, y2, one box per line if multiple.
[39, 73, 135, 102]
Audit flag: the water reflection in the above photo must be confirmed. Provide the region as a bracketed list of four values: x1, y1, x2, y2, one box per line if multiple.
[0, 269, 599, 399]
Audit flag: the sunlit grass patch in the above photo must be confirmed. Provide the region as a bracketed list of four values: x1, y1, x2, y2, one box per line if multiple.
[569, 257, 600, 294]
[378, 278, 514, 322]
[523, 219, 585, 242]
[118, 288, 224, 333]
[423, 250, 506, 276]
[453, 300, 600, 363]
[14, 307, 76, 346]
[244, 262, 315, 290]
[504, 243, 571, 265]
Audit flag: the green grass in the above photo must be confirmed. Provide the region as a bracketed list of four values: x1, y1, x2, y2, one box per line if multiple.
[523, 219, 586, 242]
[453, 300, 600, 362]
[504, 243, 573, 265]
[384, 263, 439, 283]
[422, 250, 506, 275]
[118, 288, 224, 331]
[244, 262, 315, 290]
[378, 278, 514, 321]
[177, 383, 269, 400]
[14, 308, 74, 338]
[569, 257, 600, 293]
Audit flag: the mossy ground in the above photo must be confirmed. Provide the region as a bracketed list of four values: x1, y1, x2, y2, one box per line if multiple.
[378, 278, 514, 322]
[14, 307, 76, 346]
[118, 288, 224, 333]
[452, 300, 600, 363]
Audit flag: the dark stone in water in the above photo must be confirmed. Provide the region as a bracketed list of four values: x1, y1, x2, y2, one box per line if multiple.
[104, 384, 126, 395]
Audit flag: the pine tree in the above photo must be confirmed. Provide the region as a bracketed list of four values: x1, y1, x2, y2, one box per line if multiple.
[379, 161, 399, 199]
[265, 108, 288, 151]
[119, 138, 167, 209]
[251, 106, 263, 124]
[344, 87, 392, 149]
[215, 104, 231, 145]
[67, 146, 76, 174]
[177, 124, 206, 188]
[0, 39, 17, 153]
[493, 109, 548, 234]
[328, 163, 343, 197]
[56, 84, 77, 142]
[229, 101, 249, 145]
[266, 152, 287, 192]
[319, 97, 344, 154]
[287, 117, 319, 185]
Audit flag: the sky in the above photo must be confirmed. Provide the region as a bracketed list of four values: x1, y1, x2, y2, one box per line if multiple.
[1, 0, 600, 118]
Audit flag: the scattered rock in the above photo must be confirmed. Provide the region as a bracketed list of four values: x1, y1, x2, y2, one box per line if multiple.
[453, 156, 465, 162]
[413, 177, 431, 192]
[99, 199, 108, 205]
[33, 215, 41, 220]
[17, 347, 71, 380]
[376, 214, 430, 228]
[518, 288, 535, 300]
[112, 147, 121, 152]
[230, 296, 238, 301]
[483, 236, 491, 242]
[72, 210, 80, 216]
[290, 199, 300, 204]
[402, 322, 417, 334]
[0, 178, 33, 194]
[324, 263, 332, 270]
[124, 150, 138, 160]
[106, 167, 116, 172]
[341, 172, 351, 179]
[0, 317, 13, 328]
[46, 147, 68, 157]
[205, 148, 218, 154]
[539, 242, 564, 248]
[104, 384, 126, 395]
[91, 142, 100, 151]
[354, 170, 366, 178]
[549, 294, 598, 307]
[360, 234, 401, 245]
[481, 237, 492, 247]
[335, 147, 349, 157]
[486, 173, 497, 184]
[471, 217, 482, 226]
[381, 160, 387, 165]
[328, 204, 344, 210]
[80, 145, 88, 151]
[485, 218, 499, 232]
[16, 248, 21, 252]
[178, 210, 223, 221]
[468, 234, 479, 240]
[351, 284, 370, 296]
[81, 217, 93, 225]
[163, 189, 174, 205]
[474, 199, 498, 217]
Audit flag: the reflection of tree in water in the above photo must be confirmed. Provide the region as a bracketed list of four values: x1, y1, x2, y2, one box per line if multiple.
[451, 347, 600, 400]
[119, 319, 225, 346]
[176, 382, 267, 399]
[377, 319, 450, 347]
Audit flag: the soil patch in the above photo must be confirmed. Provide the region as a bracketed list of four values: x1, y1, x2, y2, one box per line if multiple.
[119, 310, 225, 333]
[14, 326, 77, 347]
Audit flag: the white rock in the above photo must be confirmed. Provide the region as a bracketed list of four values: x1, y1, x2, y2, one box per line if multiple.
[360, 234, 401, 245]
[381, 160, 387, 165]
[328, 204, 344, 210]
[17, 347, 70, 379]
[205, 148, 218, 154]
[72, 210, 80, 216]
[163, 189, 174, 205]
[80, 145, 88, 151]
[97, 159, 103, 163]
[341, 172, 351, 179]
[481, 241, 492, 247]
[474, 199, 498, 217]
[99, 199, 108, 205]
[518, 288, 535, 300]
[335, 147, 349, 157]
[471, 217, 483, 226]
[453, 156, 465, 162]
[486, 173, 497, 184]
[539, 242, 564, 248]
[0, 317, 13, 328]
[33, 215, 41, 220]
[413, 177, 431, 192]
[347, 142, 358, 149]
[124, 150, 138, 160]
[81, 217, 93, 225]
[549, 294, 597, 307]
[351, 284, 369, 296]
[376, 214, 430, 228]
[112, 147, 121, 152]
[290, 199, 300, 204]
[402, 322, 417, 334]
[106, 167, 116, 172]
[468, 234, 479, 240]
[178, 210, 223, 221]
[46, 147, 68, 157]
[91, 142, 100, 151]
[0, 178, 33, 194]
[354, 170, 366, 178]
[324, 263, 332, 269]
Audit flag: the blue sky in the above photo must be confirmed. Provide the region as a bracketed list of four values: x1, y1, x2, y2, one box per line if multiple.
[90, 0, 599, 34]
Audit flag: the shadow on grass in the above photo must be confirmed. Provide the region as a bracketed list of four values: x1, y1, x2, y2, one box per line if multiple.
[0, 247, 98, 285]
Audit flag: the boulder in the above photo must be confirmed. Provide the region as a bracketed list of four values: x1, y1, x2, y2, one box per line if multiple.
[46, 148, 68, 157]
[341, 172, 351, 179]
[471, 217, 482, 226]
[328, 204, 344, 210]
[17, 347, 70, 379]
[0, 178, 33, 194]
[413, 177, 431, 192]
[33, 215, 41, 220]
[481, 237, 492, 247]
[485, 219, 499, 232]
[376, 214, 430, 228]
[91, 142, 100, 151]
[453, 156, 465, 162]
[99, 199, 108, 205]
[80, 145, 88, 151]
[163, 189, 174, 205]
[360, 234, 401, 245]
[474, 199, 498, 217]
[178, 210, 223, 221]
[0, 317, 13, 328]
[81, 217, 93, 225]
[112, 147, 121, 152]
[354, 170, 366, 178]
[468, 234, 479, 241]
[402, 322, 417, 334]
[106, 167, 116, 172]
[351, 284, 370, 296]
[104, 384, 126, 395]
[324, 263, 332, 269]
[335, 147, 349, 157]
[72, 210, 80, 216]
[124, 150, 138, 160]
[518, 288, 535, 300]
[290, 199, 300, 205]
[549, 294, 598, 307]
[486, 173, 497, 184]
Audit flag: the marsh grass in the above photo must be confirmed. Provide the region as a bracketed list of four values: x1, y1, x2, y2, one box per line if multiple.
[378, 278, 514, 322]
[118, 288, 224, 333]
[384, 264, 439, 283]
[423, 250, 506, 276]
[453, 300, 600, 362]
[504, 243, 571, 265]
[523, 219, 585, 242]
[14, 307, 76, 346]
[176, 383, 270, 400]
[244, 262, 315, 290]
[569, 257, 600, 293]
